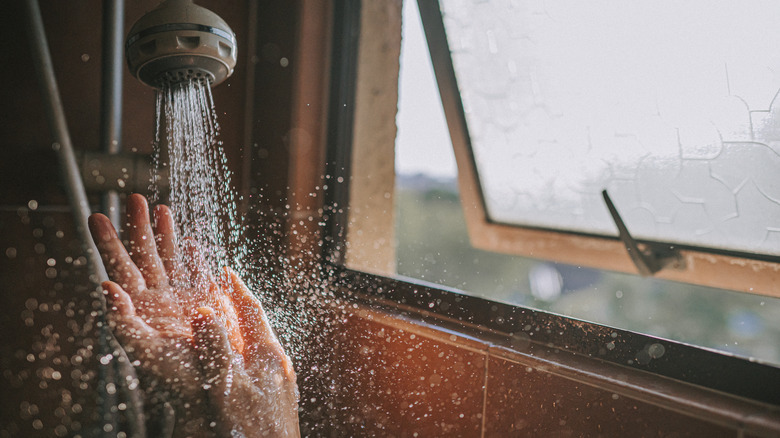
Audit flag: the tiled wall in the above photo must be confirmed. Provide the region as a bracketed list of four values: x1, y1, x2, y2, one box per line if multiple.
[332, 314, 485, 436]
[0, 211, 113, 436]
[327, 306, 780, 437]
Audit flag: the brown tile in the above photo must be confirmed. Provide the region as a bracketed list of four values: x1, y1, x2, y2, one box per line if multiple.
[330, 312, 487, 437]
[485, 356, 736, 438]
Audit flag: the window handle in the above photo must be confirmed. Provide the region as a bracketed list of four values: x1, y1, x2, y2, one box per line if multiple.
[602, 190, 685, 276]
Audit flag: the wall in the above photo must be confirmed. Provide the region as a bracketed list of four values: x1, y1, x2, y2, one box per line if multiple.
[327, 303, 780, 437]
[344, 0, 401, 276]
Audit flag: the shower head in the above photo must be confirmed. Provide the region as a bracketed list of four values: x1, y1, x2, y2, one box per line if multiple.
[125, 0, 237, 89]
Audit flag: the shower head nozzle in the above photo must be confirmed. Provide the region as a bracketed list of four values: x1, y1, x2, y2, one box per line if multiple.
[125, 0, 237, 89]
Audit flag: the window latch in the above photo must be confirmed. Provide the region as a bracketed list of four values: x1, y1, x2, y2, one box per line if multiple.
[602, 190, 685, 276]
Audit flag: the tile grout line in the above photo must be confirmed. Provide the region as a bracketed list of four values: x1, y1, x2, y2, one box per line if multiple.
[481, 349, 489, 438]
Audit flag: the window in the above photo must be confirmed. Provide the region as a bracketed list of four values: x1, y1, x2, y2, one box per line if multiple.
[444, 1, 780, 256]
[394, 0, 780, 366]
[322, 0, 780, 411]
[415, 0, 780, 296]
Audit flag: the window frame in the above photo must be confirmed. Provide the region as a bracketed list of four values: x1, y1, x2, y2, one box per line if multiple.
[416, 0, 780, 298]
[320, 0, 780, 409]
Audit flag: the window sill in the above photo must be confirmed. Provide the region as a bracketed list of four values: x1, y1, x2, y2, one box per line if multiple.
[333, 268, 780, 405]
[332, 273, 780, 436]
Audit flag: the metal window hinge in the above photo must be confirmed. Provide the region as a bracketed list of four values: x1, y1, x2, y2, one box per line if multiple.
[602, 190, 685, 276]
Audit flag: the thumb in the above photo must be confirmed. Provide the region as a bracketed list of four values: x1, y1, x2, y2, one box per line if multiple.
[102, 281, 155, 345]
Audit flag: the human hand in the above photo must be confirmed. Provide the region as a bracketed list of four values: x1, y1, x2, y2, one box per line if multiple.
[90, 194, 234, 436]
[89, 194, 298, 437]
[192, 269, 300, 437]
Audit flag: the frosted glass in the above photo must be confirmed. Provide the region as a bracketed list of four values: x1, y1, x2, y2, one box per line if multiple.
[439, 0, 780, 256]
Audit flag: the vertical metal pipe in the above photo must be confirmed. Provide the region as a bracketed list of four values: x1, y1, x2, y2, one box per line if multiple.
[23, 2, 114, 437]
[23, 0, 108, 284]
[23, 3, 147, 437]
[100, 0, 125, 228]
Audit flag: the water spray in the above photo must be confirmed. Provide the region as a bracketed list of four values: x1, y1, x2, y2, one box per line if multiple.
[125, 0, 237, 89]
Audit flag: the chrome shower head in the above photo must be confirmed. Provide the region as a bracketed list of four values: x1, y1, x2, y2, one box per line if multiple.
[125, 0, 237, 89]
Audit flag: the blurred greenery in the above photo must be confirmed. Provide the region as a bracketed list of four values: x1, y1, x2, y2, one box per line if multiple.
[395, 175, 780, 366]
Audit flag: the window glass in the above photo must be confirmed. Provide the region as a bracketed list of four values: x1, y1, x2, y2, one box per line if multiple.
[439, 0, 780, 256]
[395, 0, 780, 366]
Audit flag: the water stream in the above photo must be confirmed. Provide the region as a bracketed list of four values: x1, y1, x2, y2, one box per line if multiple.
[151, 79, 244, 280]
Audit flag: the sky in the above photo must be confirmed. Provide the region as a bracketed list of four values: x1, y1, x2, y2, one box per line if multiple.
[394, 0, 458, 179]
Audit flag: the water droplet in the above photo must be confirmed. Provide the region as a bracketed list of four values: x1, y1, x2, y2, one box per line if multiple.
[647, 343, 665, 359]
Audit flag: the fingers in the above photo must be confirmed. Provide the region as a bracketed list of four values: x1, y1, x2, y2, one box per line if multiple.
[210, 284, 245, 355]
[103, 281, 155, 342]
[196, 285, 300, 438]
[103, 280, 135, 318]
[125, 194, 168, 288]
[191, 307, 258, 438]
[225, 268, 294, 378]
[225, 268, 276, 347]
[103, 271, 186, 335]
[152, 204, 183, 284]
[89, 213, 146, 293]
